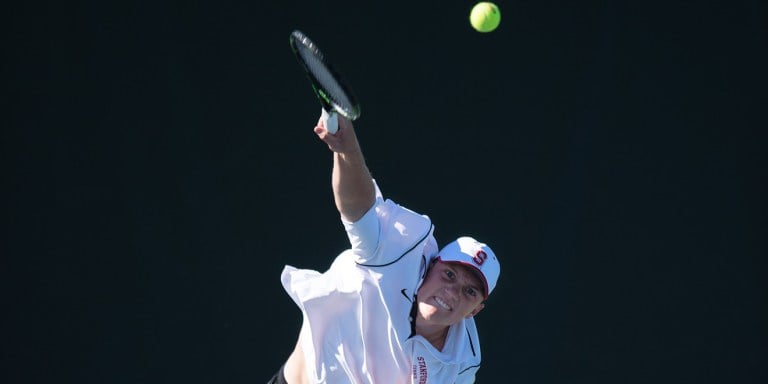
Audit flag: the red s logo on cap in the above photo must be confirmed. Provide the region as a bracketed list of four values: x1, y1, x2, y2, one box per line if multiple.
[472, 250, 487, 266]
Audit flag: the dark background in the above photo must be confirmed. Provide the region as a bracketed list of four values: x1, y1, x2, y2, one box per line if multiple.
[4, 0, 766, 383]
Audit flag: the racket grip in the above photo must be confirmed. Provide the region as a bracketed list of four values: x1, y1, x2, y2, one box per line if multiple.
[321, 108, 338, 134]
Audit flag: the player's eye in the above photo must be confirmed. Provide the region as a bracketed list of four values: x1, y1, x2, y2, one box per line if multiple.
[444, 270, 455, 279]
[465, 287, 478, 297]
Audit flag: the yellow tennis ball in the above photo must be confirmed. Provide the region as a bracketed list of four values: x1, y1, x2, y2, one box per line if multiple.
[469, 2, 501, 33]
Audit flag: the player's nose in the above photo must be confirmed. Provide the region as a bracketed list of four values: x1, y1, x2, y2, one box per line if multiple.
[443, 284, 460, 300]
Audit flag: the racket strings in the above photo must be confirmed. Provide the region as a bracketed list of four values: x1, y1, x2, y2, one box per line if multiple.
[297, 47, 354, 112]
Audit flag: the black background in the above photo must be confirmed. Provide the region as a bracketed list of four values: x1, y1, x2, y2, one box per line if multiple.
[5, 1, 767, 383]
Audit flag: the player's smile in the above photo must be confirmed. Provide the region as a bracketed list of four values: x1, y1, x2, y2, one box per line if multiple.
[433, 296, 452, 311]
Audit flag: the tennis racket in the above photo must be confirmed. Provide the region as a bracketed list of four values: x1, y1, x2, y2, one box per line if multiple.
[289, 30, 361, 134]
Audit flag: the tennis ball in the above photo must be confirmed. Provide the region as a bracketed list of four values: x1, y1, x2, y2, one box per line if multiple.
[469, 2, 501, 33]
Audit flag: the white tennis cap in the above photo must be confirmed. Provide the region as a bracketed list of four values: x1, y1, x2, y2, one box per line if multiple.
[436, 236, 500, 299]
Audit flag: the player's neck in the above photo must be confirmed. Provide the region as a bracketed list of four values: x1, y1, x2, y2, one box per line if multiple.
[414, 321, 449, 351]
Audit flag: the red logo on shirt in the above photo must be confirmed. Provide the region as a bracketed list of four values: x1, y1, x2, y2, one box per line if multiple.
[412, 356, 428, 384]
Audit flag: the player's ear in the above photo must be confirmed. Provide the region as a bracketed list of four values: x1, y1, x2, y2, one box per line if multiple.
[466, 302, 485, 318]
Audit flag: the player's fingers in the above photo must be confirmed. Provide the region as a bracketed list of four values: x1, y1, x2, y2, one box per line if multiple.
[314, 125, 339, 150]
[312, 119, 350, 152]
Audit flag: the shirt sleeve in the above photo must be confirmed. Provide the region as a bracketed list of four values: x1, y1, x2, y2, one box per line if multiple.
[342, 199, 381, 262]
[342, 179, 435, 266]
[454, 369, 478, 384]
[341, 179, 384, 263]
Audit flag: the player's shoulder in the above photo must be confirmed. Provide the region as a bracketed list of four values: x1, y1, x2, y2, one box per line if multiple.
[378, 198, 431, 226]
[377, 199, 433, 245]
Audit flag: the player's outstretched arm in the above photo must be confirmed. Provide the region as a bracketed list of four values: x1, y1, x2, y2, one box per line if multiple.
[314, 114, 375, 223]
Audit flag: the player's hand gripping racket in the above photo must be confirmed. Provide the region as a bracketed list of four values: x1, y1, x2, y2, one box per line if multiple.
[289, 30, 360, 134]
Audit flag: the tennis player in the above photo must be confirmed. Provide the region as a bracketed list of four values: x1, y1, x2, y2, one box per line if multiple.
[268, 113, 501, 383]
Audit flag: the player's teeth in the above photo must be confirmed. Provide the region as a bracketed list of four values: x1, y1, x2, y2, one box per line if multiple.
[435, 297, 450, 310]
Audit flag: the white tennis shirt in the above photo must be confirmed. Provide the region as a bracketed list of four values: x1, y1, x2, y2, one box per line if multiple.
[281, 182, 482, 383]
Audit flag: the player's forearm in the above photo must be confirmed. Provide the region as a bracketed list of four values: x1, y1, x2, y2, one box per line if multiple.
[332, 150, 375, 223]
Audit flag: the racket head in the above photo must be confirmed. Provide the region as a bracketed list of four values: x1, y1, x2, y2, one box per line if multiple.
[289, 30, 361, 121]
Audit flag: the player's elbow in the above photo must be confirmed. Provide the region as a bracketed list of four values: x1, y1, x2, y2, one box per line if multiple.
[337, 197, 375, 223]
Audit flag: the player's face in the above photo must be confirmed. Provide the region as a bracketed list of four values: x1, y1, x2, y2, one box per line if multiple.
[415, 261, 486, 327]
